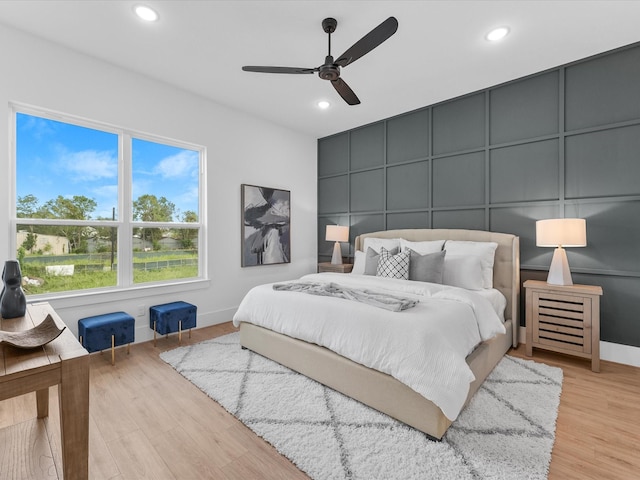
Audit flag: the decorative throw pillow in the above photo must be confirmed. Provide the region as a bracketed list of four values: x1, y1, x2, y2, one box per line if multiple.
[376, 247, 410, 280]
[364, 246, 399, 275]
[407, 249, 446, 283]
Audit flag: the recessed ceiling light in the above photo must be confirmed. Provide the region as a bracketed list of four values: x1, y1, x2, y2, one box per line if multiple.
[134, 5, 159, 22]
[317, 101, 331, 110]
[486, 26, 510, 42]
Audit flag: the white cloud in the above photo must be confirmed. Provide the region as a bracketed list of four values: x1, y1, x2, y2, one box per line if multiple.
[93, 184, 118, 213]
[20, 115, 56, 140]
[58, 149, 117, 182]
[153, 150, 199, 179]
[175, 185, 199, 212]
[93, 184, 118, 197]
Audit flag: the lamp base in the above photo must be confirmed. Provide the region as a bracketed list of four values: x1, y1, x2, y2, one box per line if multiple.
[331, 242, 343, 265]
[546, 246, 573, 285]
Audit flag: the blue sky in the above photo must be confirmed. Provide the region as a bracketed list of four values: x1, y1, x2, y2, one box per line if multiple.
[16, 113, 199, 221]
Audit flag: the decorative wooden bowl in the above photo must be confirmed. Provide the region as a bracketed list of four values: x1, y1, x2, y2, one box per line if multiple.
[0, 314, 66, 349]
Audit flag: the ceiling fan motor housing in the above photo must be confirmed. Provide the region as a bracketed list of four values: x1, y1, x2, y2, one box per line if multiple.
[322, 18, 337, 34]
[319, 56, 340, 81]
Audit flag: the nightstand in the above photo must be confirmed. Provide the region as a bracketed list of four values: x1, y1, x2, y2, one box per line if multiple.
[318, 262, 353, 273]
[524, 279, 603, 372]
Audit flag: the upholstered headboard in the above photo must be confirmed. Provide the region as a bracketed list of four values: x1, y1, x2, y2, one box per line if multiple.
[355, 229, 520, 347]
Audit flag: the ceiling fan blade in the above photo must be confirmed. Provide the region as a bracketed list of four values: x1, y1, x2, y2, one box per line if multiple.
[335, 17, 398, 68]
[242, 66, 316, 74]
[331, 78, 361, 105]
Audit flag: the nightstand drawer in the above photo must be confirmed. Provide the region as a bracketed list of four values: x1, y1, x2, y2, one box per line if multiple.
[532, 291, 592, 354]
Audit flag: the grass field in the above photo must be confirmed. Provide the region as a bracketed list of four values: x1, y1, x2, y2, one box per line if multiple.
[21, 252, 198, 295]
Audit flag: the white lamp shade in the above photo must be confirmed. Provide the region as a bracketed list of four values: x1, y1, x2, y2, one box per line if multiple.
[536, 218, 586, 286]
[536, 218, 587, 247]
[325, 225, 349, 243]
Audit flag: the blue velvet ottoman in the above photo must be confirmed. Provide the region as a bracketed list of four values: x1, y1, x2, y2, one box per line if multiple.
[78, 311, 135, 365]
[149, 301, 197, 346]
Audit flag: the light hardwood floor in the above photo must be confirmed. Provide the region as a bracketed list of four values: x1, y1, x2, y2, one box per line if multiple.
[1, 323, 639, 479]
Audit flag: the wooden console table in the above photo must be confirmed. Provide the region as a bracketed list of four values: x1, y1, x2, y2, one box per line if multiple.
[0, 302, 89, 479]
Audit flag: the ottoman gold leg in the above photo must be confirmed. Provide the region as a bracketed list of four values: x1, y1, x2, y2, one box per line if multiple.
[79, 335, 83, 347]
[127, 343, 130, 355]
[153, 321, 157, 347]
[111, 334, 115, 366]
[189, 328, 192, 339]
[179, 320, 183, 344]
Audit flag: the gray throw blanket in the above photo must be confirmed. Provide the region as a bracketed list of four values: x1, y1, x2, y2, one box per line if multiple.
[273, 282, 418, 312]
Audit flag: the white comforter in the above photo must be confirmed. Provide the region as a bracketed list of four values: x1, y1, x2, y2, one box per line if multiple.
[232, 273, 506, 421]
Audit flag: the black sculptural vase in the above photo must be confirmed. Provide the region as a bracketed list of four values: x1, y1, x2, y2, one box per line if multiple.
[0, 260, 27, 319]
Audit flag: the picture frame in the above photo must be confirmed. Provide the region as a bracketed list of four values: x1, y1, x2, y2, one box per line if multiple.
[241, 184, 291, 267]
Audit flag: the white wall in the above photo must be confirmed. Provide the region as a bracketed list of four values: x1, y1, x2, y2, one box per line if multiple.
[0, 24, 317, 341]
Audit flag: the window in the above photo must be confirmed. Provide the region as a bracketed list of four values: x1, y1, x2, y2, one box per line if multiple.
[12, 106, 205, 297]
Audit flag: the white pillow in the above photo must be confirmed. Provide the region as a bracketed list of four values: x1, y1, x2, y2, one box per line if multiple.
[362, 237, 401, 254]
[376, 247, 410, 280]
[400, 239, 445, 255]
[351, 250, 366, 274]
[444, 240, 498, 289]
[443, 255, 484, 290]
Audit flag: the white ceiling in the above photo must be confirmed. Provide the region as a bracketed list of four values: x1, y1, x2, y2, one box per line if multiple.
[1, 1, 639, 138]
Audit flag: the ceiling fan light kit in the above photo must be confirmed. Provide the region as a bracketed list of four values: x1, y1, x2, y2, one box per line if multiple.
[242, 16, 398, 105]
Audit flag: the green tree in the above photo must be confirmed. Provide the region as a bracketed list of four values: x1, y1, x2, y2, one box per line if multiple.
[173, 210, 198, 249]
[17, 247, 25, 266]
[133, 195, 176, 250]
[92, 210, 117, 255]
[17, 194, 40, 218]
[43, 195, 97, 220]
[17, 195, 43, 246]
[39, 195, 97, 252]
[21, 231, 38, 253]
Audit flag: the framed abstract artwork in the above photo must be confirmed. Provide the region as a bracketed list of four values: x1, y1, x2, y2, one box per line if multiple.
[241, 184, 291, 266]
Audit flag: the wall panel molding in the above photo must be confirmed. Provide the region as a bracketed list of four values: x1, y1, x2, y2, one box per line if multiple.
[318, 41, 640, 347]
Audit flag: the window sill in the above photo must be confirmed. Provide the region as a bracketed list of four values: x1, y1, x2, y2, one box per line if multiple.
[27, 278, 211, 310]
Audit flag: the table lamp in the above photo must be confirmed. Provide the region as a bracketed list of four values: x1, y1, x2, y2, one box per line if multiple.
[326, 225, 349, 265]
[536, 218, 586, 285]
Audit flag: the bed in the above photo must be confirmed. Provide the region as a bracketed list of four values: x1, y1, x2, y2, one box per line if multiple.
[234, 228, 520, 440]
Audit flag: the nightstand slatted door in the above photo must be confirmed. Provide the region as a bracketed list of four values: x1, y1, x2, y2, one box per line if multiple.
[533, 291, 592, 354]
[525, 280, 602, 372]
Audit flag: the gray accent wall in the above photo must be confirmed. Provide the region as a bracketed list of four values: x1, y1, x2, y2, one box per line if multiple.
[317, 42, 640, 349]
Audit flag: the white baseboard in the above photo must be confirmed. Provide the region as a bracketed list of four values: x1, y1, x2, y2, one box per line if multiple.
[518, 326, 640, 368]
[137, 318, 640, 368]
[600, 341, 640, 368]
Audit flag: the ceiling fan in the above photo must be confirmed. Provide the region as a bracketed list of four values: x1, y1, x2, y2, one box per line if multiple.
[242, 16, 398, 106]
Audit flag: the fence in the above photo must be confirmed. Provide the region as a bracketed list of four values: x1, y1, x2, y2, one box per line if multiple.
[21, 250, 198, 273]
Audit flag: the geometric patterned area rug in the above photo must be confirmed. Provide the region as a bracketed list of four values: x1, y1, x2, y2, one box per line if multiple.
[160, 332, 563, 480]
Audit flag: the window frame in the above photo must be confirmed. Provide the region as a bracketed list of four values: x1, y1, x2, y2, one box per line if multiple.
[10, 103, 208, 300]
